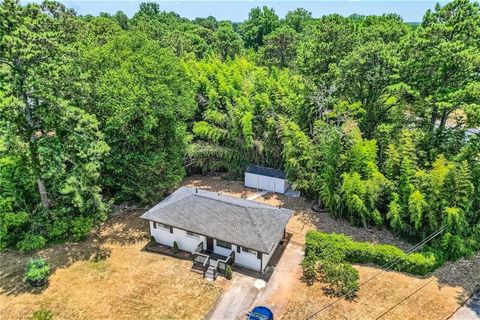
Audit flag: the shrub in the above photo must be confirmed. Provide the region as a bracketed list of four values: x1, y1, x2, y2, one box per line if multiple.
[70, 216, 93, 241]
[25, 258, 50, 286]
[302, 230, 445, 298]
[320, 260, 359, 299]
[17, 233, 46, 252]
[29, 309, 53, 320]
[440, 232, 475, 261]
[172, 241, 179, 254]
[305, 231, 440, 276]
[225, 265, 233, 279]
[48, 218, 69, 242]
[149, 236, 156, 245]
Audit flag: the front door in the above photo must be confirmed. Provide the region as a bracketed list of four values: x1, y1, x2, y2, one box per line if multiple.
[206, 237, 214, 252]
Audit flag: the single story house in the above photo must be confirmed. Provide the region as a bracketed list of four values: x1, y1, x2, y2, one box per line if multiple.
[244, 165, 290, 194]
[140, 187, 292, 276]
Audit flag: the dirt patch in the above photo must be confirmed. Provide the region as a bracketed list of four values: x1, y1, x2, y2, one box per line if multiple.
[0, 211, 221, 320]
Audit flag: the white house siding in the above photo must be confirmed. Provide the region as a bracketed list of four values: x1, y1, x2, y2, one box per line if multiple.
[150, 222, 285, 272]
[244, 172, 287, 194]
[213, 240, 264, 271]
[149, 221, 205, 252]
[235, 248, 262, 271]
[262, 248, 274, 268]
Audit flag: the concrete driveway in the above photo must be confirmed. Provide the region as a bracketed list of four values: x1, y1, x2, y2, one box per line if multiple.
[205, 239, 304, 320]
[451, 291, 480, 320]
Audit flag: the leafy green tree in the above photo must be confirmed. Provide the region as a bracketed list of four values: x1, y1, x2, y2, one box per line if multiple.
[136, 2, 160, 18]
[279, 117, 314, 193]
[240, 6, 280, 50]
[259, 26, 297, 68]
[81, 16, 123, 45]
[113, 11, 129, 30]
[334, 41, 400, 138]
[84, 34, 195, 203]
[194, 16, 218, 30]
[215, 22, 243, 60]
[0, 0, 109, 250]
[310, 123, 344, 213]
[400, 0, 480, 156]
[340, 128, 387, 227]
[285, 8, 313, 33]
[358, 14, 411, 44]
[296, 14, 356, 82]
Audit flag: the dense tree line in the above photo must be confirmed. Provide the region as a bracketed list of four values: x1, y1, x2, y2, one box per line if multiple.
[1, 0, 478, 261]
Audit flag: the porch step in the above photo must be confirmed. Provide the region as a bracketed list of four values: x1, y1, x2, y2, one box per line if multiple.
[205, 266, 216, 280]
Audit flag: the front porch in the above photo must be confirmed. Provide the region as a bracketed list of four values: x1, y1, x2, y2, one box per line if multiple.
[192, 242, 235, 280]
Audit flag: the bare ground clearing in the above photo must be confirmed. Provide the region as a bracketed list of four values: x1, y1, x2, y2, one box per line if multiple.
[283, 266, 467, 320]
[184, 175, 479, 319]
[0, 212, 221, 320]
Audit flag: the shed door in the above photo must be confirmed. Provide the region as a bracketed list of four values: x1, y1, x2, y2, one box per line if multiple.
[206, 237, 214, 252]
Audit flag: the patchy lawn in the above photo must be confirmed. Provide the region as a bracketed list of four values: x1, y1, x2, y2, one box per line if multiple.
[0, 212, 221, 320]
[283, 265, 465, 320]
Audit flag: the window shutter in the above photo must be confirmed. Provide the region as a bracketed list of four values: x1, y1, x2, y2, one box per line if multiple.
[257, 252, 262, 259]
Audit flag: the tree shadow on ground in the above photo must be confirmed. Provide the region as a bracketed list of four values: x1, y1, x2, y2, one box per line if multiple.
[0, 210, 149, 297]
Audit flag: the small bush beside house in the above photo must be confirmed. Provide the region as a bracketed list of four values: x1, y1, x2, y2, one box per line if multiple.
[25, 258, 50, 287]
[172, 241, 179, 254]
[225, 265, 233, 280]
[149, 236, 156, 246]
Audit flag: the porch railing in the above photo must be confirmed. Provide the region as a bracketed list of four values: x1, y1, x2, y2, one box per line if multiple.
[217, 250, 235, 274]
[192, 242, 209, 273]
[191, 243, 235, 279]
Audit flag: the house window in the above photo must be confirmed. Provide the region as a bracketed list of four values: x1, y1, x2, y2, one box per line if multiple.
[157, 223, 170, 230]
[216, 240, 232, 249]
[242, 247, 257, 255]
[186, 231, 200, 238]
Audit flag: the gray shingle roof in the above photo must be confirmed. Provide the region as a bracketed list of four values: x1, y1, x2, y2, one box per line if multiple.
[246, 165, 286, 179]
[140, 187, 293, 253]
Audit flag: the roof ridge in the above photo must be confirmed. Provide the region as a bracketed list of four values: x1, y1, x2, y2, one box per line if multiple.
[192, 189, 280, 210]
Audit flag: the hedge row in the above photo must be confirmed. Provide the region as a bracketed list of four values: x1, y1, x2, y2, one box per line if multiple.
[305, 231, 442, 276]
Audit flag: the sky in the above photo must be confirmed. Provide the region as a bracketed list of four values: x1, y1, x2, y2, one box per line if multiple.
[25, 0, 450, 22]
